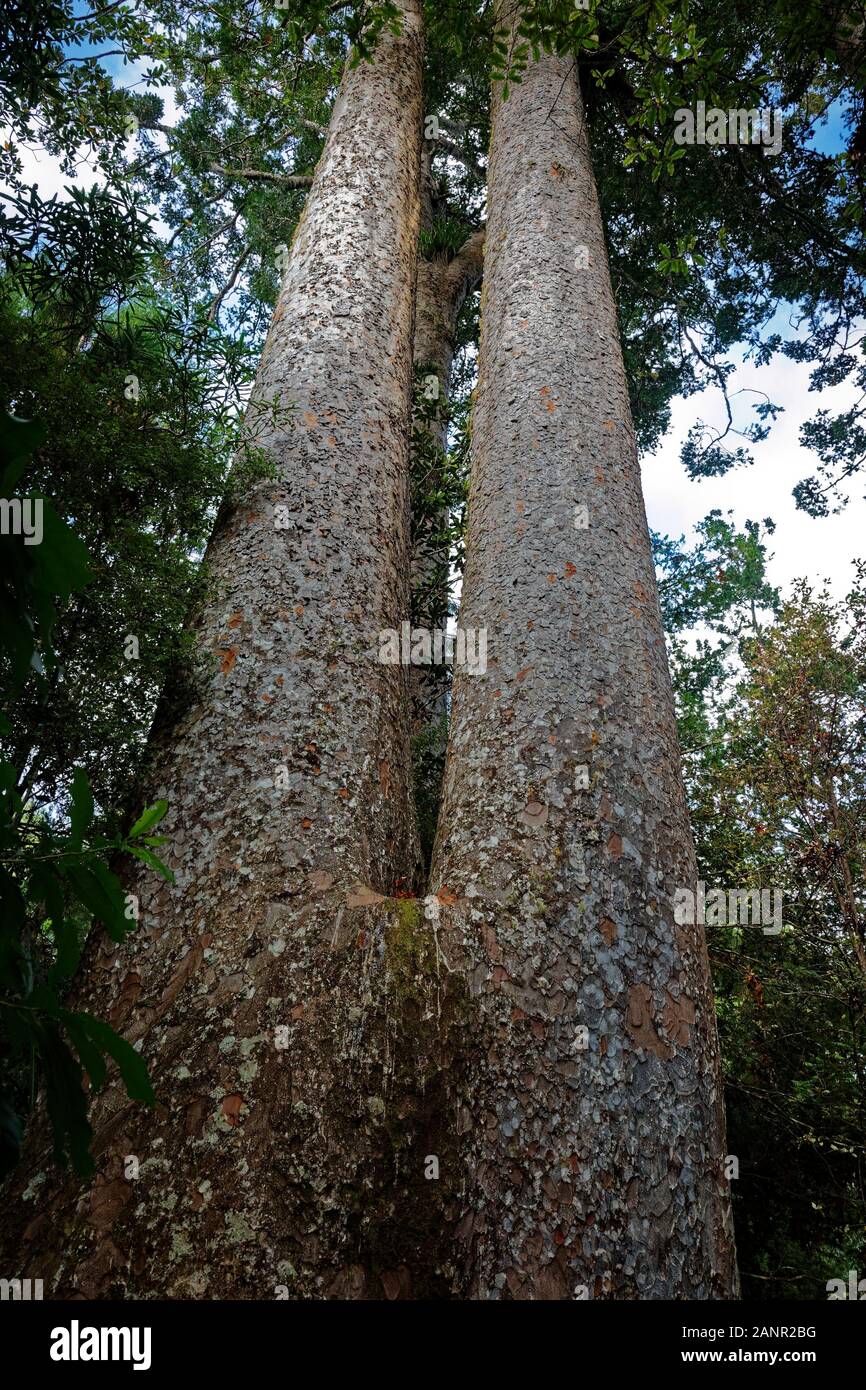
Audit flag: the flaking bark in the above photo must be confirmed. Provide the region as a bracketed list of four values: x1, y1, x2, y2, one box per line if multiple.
[1, 0, 430, 1300]
[428, 1, 738, 1300]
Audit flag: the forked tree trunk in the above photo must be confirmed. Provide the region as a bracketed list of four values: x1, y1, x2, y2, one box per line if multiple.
[428, 3, 738, 1300]
[1, 0, 429, 1300]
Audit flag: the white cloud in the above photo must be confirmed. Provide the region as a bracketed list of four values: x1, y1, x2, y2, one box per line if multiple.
[643, 347, 866, 601]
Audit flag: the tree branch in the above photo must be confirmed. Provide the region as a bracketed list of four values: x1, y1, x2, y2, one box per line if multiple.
[446, 225, 486, 303]
[207, 244, 252, 323]
[208, 163, 314, 188]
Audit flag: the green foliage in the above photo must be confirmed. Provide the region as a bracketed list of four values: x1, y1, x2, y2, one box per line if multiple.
[0, 412, 171, 1178]
[418, 215, 472, 262]
[0, 0, 162, 184]
[411, 715, 448, 871]
[0, 278, 263, 820]
[409, 363, 467, 631]
[659, 524, 866, 1297]
[0, 413, 90, 692]
[0, 180, 154, 345]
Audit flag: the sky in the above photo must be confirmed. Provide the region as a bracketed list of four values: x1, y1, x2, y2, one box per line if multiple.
[643, 347, 866, 605]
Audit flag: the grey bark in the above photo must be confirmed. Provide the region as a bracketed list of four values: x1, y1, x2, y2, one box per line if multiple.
[427, 3, 739, 1299]
[1, 0, 431, 1300]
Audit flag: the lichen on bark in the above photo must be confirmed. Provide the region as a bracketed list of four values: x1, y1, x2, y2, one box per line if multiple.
[0, 0, 433, 1301]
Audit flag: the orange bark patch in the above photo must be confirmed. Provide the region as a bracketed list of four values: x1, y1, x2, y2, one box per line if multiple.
[219, 647, 237, 675]
[626, 983, 672, 1060]
[108, 970, 141, 1028]
[662, 990, 696, 1047]
[89, 1174, 132, 1233]
[346, 884, 386, 908]
[481, 923, 502, 961]
[381, 1266, 412, 1300]
[221, 1093, 244, 1126]
[600, 917, 618, 945]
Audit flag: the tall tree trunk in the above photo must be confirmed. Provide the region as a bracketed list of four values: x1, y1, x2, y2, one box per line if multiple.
[1, 1, 428, 1300]
[428, 5, 738, 1300]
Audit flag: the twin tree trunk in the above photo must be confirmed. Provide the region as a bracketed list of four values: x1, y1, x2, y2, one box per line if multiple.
[1, 1, 737, 1299]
